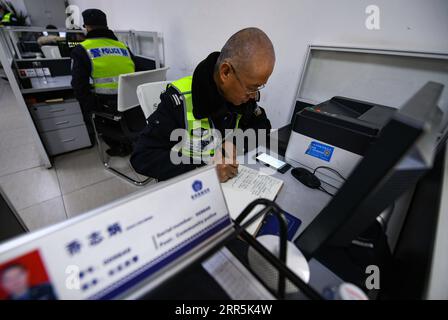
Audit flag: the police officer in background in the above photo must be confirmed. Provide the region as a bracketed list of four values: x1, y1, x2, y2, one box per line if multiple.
[71, 9, 139, 156]
[0, 5, 18, 26]
[131, 27, 274, 182]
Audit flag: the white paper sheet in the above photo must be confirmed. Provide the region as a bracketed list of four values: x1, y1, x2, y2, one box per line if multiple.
[221, 165, 283, 235]
[202, 247, 275, 300]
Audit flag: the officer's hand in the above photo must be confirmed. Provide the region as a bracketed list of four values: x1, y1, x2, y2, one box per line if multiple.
[215, 163, 239, 182]
[213, 141, 239, 182]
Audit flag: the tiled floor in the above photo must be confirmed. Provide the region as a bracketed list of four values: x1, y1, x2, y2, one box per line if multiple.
[0, 79, 155, 232]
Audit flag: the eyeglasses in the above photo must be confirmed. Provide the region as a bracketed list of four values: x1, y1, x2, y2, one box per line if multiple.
[228, 62, 265, 95]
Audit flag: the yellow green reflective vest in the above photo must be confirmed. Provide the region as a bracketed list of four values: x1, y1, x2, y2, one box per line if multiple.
[1, 12, 12, 24]
[80, 38, 135, 95]
[169, 76, 241, 160]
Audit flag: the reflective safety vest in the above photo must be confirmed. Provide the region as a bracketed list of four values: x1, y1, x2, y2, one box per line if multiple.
[1, 12, 12, 24]
[80, 38, 135, 95]
[169, 76, 241, 161]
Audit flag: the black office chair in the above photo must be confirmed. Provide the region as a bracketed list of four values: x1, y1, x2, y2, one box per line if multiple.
[91, 68, 169, 186]
[90, 101, 149, 186]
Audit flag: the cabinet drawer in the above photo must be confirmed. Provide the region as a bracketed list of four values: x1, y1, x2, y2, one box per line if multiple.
[41, 125, 91, 156]
[30, 100, 82, 120]
[35, 113, 85, 133]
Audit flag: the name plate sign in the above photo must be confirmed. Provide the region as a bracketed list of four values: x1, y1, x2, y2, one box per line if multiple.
[0, 167, 231, 300]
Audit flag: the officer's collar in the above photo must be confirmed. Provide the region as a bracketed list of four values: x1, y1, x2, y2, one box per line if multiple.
[86, 28, 118, 41]
[192, 51, 249, 120]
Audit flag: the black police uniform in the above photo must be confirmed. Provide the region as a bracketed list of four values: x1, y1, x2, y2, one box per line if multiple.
[130, 52, 272, 181]
[71, 28, 144, 155]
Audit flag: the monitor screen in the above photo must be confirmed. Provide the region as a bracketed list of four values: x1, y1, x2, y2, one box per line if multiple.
[117, 67, 168, 110]
[294, 81, 445, 258]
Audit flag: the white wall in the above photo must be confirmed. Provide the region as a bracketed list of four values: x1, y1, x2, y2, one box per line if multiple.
[24, 0, 67, 27]
[8, 0, 31, 25]
[10, 0, 67, 27]
[8, 0, 27, 14]
[68, 0, 448, 128]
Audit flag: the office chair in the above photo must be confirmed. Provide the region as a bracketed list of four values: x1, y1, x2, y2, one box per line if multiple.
[91, 67, 169, 186]
[136, 80, 170, 119]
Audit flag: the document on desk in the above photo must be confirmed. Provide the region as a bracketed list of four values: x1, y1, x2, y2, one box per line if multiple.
[202, 247, 275, 300]
[221, 165, 284, 235]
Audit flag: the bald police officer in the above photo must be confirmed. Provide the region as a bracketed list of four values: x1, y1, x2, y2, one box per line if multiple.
[131, 28, 274, 182]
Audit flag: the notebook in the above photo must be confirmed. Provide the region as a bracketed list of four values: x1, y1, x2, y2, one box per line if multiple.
[221, 165, 284, 235]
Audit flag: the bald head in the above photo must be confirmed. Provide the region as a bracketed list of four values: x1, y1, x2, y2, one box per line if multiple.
[214, 28, 275, 106]
[216, 27, 275, 74]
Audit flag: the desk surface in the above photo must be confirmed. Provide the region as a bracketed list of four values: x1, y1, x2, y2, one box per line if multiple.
[237, 145, 333, 239]
[233, 146, 346, 299]
[21, 75, 72, 94]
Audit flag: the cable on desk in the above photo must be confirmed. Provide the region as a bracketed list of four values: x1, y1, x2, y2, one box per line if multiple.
[314, 166, 346, 197]
[318, 185, 335, 197]
[313, 166, 347, 181]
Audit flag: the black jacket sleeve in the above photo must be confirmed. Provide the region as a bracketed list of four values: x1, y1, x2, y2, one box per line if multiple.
[130, 88, 204, 181]
[239, 102, 272, 132]
[71, 45, 97, 114]
[235, 101, 272, 152]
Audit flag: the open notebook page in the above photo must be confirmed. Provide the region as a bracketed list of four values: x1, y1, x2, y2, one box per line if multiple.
[221, 165, 283, 235]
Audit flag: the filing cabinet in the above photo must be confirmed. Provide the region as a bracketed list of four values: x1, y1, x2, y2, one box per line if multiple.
[30, 99, 92, 156]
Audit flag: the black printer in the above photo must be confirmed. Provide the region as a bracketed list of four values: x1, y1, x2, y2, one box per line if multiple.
[284, 96, 397, 185]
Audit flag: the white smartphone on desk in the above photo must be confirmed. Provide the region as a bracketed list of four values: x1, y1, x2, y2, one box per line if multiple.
[255, 152, 291, 174]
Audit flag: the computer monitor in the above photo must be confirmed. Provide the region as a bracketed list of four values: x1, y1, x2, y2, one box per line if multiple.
[19, 41, 42, 54]
[117, 67, 169, 112]
[294, 81, 445, 259]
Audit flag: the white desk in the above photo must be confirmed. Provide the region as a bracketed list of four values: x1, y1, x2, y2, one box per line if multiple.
[211, 147, 344, 299]
[21, 75, 72, 94]
[236, 145, 333, 239]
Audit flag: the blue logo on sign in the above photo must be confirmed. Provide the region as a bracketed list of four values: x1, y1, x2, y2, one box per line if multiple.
[305, 141, 334, 162]
[191, 180, 210, 200]
[192, 180, 203, 192]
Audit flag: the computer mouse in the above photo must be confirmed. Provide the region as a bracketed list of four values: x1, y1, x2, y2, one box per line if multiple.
[291, 167, 321, 189]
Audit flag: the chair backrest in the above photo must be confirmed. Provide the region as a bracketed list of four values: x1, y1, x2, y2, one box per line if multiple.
[137, 80, 171, 119]
[117, 67, 169, 112]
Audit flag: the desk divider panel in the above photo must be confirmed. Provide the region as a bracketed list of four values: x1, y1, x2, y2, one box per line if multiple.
[295, 45, 448, 114]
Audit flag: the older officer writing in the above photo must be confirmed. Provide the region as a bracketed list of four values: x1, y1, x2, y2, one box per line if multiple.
[131, 27, 275, 182]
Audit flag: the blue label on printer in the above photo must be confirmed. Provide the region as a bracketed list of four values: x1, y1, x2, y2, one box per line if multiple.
[305, 141, 334, 162]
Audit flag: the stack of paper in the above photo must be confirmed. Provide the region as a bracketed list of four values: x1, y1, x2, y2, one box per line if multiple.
[221, 165, 284, 235]
[202, 247, 275, 300]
